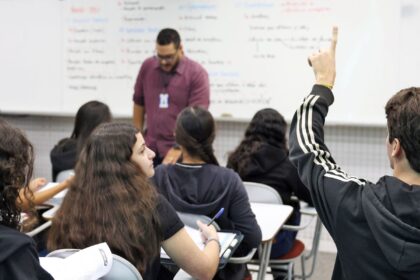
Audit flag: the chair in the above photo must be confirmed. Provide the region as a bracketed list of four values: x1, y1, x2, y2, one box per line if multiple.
[176, 212, 257, 264]
[46, 249, 143, 280]
[56, 169, 75, 183]
[243, 181, 318, 280]
[295, 204, 322, 279]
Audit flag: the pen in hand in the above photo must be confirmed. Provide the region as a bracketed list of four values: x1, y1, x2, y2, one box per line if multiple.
[207, 208, 224, 226]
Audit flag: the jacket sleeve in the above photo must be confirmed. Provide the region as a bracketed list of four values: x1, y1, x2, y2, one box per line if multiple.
[228, 173, 262, 254]
[288, 85, 367, 235]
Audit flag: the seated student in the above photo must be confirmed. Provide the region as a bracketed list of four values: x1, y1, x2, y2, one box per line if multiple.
[227, 108, 312, 258]
[289, 27, 420, 279]
[47, 122, 219, 280]
[50, 100, 111, 181]
[0, 119, 53, 279]
[153, 107, 262, 280]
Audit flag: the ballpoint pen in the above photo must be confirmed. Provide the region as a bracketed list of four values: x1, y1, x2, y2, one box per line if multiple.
[207, 208, 224, 226]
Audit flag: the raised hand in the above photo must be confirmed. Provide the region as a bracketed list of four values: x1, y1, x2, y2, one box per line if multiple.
[308, 26, 338, 89]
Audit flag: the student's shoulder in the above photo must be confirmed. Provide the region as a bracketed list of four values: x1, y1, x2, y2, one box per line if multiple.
[0, 225, 34, 256]
[206, 165, 243, 185]
[153, 164, 172, 179]
[52, 137, 76, 151]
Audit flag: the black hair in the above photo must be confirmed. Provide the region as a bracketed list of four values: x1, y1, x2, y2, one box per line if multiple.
[156, 28, 181, 49]
[70, 100, 112, 155]
[175, 107, 219, 165]
[386, 87, 420, 172]
[227, 108, 287, 177]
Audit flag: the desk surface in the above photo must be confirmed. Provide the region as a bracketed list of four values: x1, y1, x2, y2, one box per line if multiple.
[250, 202, 293, 242]
[42, 205, 60, 220]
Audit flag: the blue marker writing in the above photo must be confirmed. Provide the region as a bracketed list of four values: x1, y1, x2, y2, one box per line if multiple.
[207, 208, 224, 226]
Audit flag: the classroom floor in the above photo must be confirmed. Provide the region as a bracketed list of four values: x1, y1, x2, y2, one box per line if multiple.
[250, 251, 336, 280]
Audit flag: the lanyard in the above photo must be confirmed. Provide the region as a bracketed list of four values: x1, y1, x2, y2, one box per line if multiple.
[160, 70, 175, 91]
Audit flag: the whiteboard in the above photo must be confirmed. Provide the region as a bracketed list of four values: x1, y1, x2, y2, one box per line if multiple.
[0, 0, 415, 125]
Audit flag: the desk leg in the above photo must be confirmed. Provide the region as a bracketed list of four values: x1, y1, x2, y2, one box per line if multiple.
[257, 241, 273, 280]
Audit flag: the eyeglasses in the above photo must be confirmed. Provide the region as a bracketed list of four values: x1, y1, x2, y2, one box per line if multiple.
[155, 50, 178, 63]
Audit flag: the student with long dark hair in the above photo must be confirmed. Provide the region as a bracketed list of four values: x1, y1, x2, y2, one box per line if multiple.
[0, 119, 53, 279]
[50, 100, 111, 181]
[153, 107, 262, 280]
[48, 122, 219, 280]
[227, 108, 312, 258]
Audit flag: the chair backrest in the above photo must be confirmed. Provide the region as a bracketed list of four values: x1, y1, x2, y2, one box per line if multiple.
[46, 249, 143, 280]
[56, 169, 75, 183]
[243, 181, 283, 204]
[177, 211, 221, 231]
[101, 255, 142, 280]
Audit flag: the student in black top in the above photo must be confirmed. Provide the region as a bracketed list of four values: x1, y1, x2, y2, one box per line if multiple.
[289, 27, 420, 279]
[227, 108, 312, 259]
[50, 100, 112, 181]
[153, 107, 262, 280]
[0, 119, 53, 280]
[48, 122, 220, 280]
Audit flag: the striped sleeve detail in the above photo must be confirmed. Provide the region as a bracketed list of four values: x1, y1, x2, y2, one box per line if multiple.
[296, 94, 366, 186]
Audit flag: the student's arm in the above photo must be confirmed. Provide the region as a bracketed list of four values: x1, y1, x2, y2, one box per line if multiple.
[288, 165, 313, 206]
[162, 147, 182, 164]
[133, 104, 145, 131]
[228, 174, 262, 253]
[288, 27, 367, 233]
[162, 221, 219, 280]
[18, 178, 72, 211]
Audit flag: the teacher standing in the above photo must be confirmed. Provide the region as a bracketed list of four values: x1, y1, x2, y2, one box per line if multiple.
[132, 28, 210, 165]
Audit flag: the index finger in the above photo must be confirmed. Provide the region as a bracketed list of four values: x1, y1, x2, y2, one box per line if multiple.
[330, 26, 338, 53]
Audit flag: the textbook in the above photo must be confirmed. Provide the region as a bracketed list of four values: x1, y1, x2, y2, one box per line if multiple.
[40, 242, 113, 280]
[161, 226, 243, 268]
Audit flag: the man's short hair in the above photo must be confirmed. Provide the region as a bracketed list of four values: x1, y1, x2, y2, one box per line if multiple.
[385, 87, 420, 172]
[156, 28, 181, 49]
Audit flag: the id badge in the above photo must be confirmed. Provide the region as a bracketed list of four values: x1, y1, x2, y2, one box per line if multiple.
[159, 93, 169, 109]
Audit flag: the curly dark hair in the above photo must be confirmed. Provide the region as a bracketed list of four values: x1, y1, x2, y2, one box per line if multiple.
[0, 119, 34, 229]
[385, 87, 420, 172]
[227, 108, 287, 177]
[48, 122, 161, 274]
[175, 106, 219, 165]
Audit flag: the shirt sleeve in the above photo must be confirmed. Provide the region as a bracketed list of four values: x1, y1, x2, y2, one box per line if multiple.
[288, 85, 367, 234]
[133, 63, 147, 106]
[187, 66, 210, 108]
[156, 194, 184, 240]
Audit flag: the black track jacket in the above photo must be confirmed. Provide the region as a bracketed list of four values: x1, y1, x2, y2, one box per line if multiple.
[289, 85, 420, 279]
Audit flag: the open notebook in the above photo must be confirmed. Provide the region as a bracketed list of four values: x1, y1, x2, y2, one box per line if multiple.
[161, 226, 242, 260]
[40, 243, 113, 280]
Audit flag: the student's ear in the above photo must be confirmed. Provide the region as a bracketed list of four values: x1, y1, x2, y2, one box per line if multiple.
[391, 138, 404, 158]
